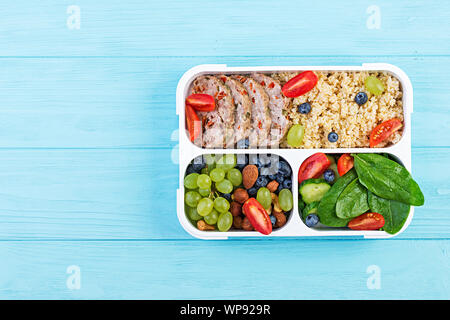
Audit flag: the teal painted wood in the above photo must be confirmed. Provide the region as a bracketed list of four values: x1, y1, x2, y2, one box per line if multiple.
[0, 0, 449, 56]
[0, 147, 447, 240]
[0, 240, 449, 299]
[0, 0, 449, 300]
[0, 56, 449, 148]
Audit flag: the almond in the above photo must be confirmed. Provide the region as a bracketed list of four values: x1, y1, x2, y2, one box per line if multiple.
[242, 164, 258, 189]
[232, 188, 249, 204]
[267, 180, 279, 193]
[230, 201, 242, 216]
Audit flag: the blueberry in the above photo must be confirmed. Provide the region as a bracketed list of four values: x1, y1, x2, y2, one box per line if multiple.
[191, 155, 206, 172]
[185, 164, 196, 175]
[270, 215, 277, 226]
[268, 174, 277, 180]
[298, 102, 311, 114]
[277, 160, 292, 177]
[354, 92, 368, 105]
[259, 155, 271, 167]
[247, 187, 257, 197]
[255, 176, 269, 188]
[276, 184, 283, 194]
[237, 138, 250, 149]
[275, 173, 285, 184]
[323, 169, 335, 183]
[221, 193, 232, 202]
[328, 132, 338, 143]
[235, 154, 248, 170]
[305, 214, 319, 227]
[282, 179, 292, 189]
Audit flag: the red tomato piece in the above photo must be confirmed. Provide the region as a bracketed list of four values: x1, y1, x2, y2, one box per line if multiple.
[337, 153, 354, 176]
[185, 94, 215, 112]
[348, 213, 385, 230]
[369, 118, 403, 148]
[281, 71, 318, 98]
[185, 104, 201, 142]
[242, 198, 272, 235]
[298, 152, 331, 184]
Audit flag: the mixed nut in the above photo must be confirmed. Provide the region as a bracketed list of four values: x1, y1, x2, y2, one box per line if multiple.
[184, 154, 293, 235]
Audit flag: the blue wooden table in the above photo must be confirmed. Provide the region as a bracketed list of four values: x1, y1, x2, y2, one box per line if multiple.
[0, 0, 449, 299]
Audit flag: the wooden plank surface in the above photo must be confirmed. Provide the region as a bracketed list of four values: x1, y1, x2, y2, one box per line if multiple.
[0, 0, 449, 299]
[0, 240, 448, 299]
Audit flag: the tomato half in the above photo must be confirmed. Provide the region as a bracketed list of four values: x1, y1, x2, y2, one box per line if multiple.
[369, 118, 403, 148]
[242, 198, 272, 235]
[185, 104, 201, 142]
[298, 152, 331, 184]
[348, 212, 385, 230]
[281, 71, 318, 98]
[337, 153, 354, 176]
[186, 94, 215, 112]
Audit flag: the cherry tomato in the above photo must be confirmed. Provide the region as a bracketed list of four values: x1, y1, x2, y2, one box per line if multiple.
[186, 94, 215, 112]
[281, 71, 318, 98]
[348, 212, 385, 230]
[185, 104, 201, 142]
[242, 198, 272, 235]
[337, 153, 354, 176]
[298, 152, 331, 184]
[369, 118, 403, 148]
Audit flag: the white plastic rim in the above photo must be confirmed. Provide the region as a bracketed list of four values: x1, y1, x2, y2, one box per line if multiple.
[176, 63, 414, 240]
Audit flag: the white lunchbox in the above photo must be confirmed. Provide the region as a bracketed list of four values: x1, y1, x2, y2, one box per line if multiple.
[176, 63, 413, 239]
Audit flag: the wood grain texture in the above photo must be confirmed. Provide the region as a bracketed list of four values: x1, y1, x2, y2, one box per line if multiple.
[0, 56, 448, 148]
[0, 0, 449, 56]
[0, 147, 446, 240]
[0, 0, 449, 299]
[0, 240, 449, 299]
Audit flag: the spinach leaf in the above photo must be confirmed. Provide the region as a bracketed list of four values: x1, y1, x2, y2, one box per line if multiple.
[368, 191, 411, 235]
[336, 179, 369, 219]
[352, 153, 424, 206]
[316, 169, 357, 227]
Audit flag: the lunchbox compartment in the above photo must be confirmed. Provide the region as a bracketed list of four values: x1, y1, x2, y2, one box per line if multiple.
[178, 64, 411, 151]
[181, 153, 295, 236]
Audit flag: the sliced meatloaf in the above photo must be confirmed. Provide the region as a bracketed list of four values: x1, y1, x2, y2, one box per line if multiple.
[232, 75, 271, 147]
[218, 75, 251, 146]
[189, 76, 235, 148]
[251, 73, 290, 147]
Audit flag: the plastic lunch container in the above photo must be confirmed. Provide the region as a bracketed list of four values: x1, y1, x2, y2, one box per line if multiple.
[176, 63, 413, 239]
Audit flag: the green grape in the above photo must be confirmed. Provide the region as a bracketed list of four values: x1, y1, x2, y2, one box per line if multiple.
[217, 211, 233, 232]
[216, 154, 237, 172]
[279, 189, 293, 211]
[204, 154, 216, 166]
[197, 198, 214, 216]
[256, 187, 272, 210]
[185, 191, 201, 208]
[197, 174, 212, 189]
[210, 168, 225, 183]
[214, 197, 230, 213]
[216, 179, 233, 194]
[184, 173, 199, 189]
[201, 167, 208, 174]
[198, 188, 211, 197]
[227, 168, 242, 186]
[204, 209, 219, 225]
[186, 206, 202, 221]
[365, 76, 384, 95]
[287, 124, 305, 148]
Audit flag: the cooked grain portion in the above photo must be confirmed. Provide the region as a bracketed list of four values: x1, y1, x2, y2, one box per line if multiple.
[272, 71, 403, 148]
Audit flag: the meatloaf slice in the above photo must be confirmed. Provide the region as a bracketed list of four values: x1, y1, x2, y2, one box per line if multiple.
[218, 75, 251, 146]
[189, 75, 235, 148]
[232, 75, 271, 148]
[251, 73, 290, 147]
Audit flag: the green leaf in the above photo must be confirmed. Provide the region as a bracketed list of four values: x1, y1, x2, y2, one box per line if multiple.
[368, 191, 411, 235]
[336, 179, 369, 219]
[316, 169, 357, 227]
[352, 153, 424, 206]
